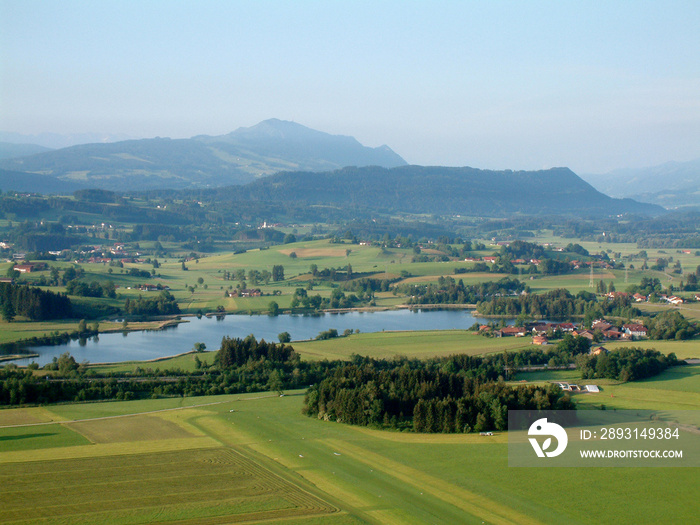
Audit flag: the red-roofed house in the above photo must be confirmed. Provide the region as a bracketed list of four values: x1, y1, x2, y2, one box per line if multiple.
[623, 324, 648, 338]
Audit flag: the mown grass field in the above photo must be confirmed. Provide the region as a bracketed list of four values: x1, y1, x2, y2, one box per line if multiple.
[293, 330, 537, 361]
[1, 369, 698, 525]
[513, 364, 700, 410]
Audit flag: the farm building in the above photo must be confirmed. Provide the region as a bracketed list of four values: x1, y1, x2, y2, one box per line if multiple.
[591, 346, 608, 356]
[622, 324, 648, 338]
[494, 326, 527, 337]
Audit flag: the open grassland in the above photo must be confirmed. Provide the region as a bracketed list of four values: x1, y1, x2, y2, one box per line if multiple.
[0, 393, 349, 525]
[571, 364, 700, 412]
[91, 350, 212, 374]
[293, 330, 536, 361]
[514, 364, 700, 412]
[0, 320, 84, 344]
[2, 382, 697, 524]
[0, 319, 184, 346]
[604, 339, 700, 359]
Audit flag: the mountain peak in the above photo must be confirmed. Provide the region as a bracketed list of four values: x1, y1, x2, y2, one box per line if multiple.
[0, 119, 408, 191]
[228, 118, 336, 141]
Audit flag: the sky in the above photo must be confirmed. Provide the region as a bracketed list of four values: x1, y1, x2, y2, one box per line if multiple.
[1, 0, 699, 174]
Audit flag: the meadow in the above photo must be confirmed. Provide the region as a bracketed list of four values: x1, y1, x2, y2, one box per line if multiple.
[1, 365, 698, 524]
[5, 235, 698, 323]
[2, 231, 699, 522]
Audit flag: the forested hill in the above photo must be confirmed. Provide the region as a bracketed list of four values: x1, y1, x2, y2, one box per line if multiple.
[211, 165, 664, 217]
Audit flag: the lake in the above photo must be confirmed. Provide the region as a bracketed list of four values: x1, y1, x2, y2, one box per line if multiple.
[13, 309, 503, 366]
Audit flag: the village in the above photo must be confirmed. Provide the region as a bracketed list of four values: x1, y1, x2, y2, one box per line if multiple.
[480, 317, 651, 345]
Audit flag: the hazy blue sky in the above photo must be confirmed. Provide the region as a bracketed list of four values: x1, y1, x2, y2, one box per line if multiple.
[1, 1, 698, 173]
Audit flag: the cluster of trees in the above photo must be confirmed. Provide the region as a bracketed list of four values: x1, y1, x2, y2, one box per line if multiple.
[342, 277, 395, 294]
[0, 282, 72, 321]
[222, 268, 272, 286]
[127, 267, 152, 279]
[627, 277, 663, 297]
[302, 356, 574, 433]
[123, 291, 179, 316]
[680, 273, 699, 292]
[500, 240, 545, 260]
[272, 265, 285, 282]
[215, 335, 298, 368]
[646, 310, 697, 340]
[565, 243, 590, 256]
[290, 287, 365, 311]
[576, 348, 678, 382]
[396, 277, 526, 305]
[65, 280, 116, 298]
[308, 264, 356, 281]
[538, 258, 574, 275]
[476, 288, 640, 320]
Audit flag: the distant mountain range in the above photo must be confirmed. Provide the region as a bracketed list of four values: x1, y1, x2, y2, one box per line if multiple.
[198, 165, 664, 217]
[0, 131, 135, 150]
[0, 142, 53, 160]
[0, 119, 407, 191]
[0, 169, 87, 194]
[581, 158, 700, 208]
[0, 119, 665, 217]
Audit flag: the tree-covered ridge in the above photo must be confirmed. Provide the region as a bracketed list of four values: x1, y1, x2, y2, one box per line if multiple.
[302, 356, 575, 433]
[230, 165, 661, 217]
[0, 282, 72, 321]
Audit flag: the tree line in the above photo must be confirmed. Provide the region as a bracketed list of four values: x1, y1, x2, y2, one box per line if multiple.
[395, 276, 526, 305]
[476, 288, 640, 320]
[123, 291, 179, 317]
[0, 282, 72, 321]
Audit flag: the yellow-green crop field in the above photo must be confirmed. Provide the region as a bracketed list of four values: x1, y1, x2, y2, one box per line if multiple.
[1, 363, 699, 524]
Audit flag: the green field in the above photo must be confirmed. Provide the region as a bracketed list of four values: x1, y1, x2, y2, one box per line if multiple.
[514, 364, 700, 411]
[293, 330, 538, 361]
[85, 330, 700, 377]
[4, 235, 700, 349]
[3, 233, 700, 522]
[1, 367, 698, 524]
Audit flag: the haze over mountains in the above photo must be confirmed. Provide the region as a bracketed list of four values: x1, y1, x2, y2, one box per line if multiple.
[0, 118, 668, 216]
[0, 119, 406, 190]
[581, 158, 700, 208]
